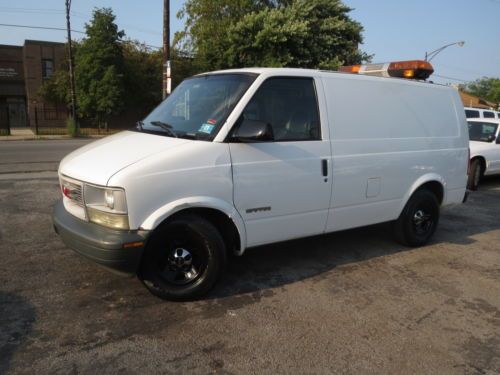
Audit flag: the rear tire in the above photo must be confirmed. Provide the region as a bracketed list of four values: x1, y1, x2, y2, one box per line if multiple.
[467, 159, 483, 191]
[139, 214, 226, 301]
[394, 189, 440, 247]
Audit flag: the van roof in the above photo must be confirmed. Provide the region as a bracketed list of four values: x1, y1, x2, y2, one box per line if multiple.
[196, 67, 446, 87]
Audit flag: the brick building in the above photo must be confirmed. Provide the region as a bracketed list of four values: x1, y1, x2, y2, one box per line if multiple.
[0, 40, 66, 132]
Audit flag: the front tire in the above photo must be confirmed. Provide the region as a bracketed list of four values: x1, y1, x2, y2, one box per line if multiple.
[467, 159, 483, 191]
[394, 189, 440, 247]
[139, 214, 226, 301]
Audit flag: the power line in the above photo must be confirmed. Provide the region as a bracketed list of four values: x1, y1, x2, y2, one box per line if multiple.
[0, 23, 85, 34]
[0, 23, 162, 50]
[0, 5, 162, 36]
[433, 74, 469, 83]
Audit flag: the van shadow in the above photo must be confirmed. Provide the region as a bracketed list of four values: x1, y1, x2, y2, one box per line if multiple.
[0, 292, 36, 374]
[208, 184, 500, 300]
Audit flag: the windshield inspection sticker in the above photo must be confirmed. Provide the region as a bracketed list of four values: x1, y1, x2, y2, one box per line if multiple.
[199, 123, 216, 134]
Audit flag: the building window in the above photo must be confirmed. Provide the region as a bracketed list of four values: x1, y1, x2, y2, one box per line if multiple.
[42, 59, 54, 78]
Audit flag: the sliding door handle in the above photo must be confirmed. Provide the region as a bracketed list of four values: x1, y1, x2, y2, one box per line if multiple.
[322, 159, 328, 177]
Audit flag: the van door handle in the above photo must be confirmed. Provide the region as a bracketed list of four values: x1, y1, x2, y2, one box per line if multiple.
[322, 159, 328, 177]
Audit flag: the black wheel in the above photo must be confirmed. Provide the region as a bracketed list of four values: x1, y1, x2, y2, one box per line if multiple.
[467, 159, 483, 191]
[394, 189, 440, 247]
[139, 214, 226, 301]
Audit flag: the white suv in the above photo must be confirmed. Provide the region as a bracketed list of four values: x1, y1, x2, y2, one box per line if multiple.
[467, 118, 500, 190]
[464, 107, 497, 119]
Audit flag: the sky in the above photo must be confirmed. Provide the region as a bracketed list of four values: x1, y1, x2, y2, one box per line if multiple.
[0, 0, 499, 85]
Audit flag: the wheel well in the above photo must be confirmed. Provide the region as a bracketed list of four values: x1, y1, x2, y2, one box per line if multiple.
[166, 207, 241, 254]
[416, 181, 444, 205]
[471, 156, 486, 172]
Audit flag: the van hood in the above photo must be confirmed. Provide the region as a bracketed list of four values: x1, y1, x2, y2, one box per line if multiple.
[59, 131, 190, 185]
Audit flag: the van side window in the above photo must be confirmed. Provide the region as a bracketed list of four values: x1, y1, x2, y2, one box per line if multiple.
[465, 109, 480, 118]
[241, 77, 321, 141]
[483, 111, 495, 118]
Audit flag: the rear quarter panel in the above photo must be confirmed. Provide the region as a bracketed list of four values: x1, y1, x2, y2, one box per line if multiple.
[321, 74, 468, 232]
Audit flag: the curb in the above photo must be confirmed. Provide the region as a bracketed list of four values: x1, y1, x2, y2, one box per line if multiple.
[0, 135, 106, 141]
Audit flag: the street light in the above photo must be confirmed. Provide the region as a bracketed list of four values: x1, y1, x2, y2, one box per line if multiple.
[425, 41, 465, 62]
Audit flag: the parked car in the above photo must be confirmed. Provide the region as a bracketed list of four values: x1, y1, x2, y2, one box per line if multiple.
[53, 65, 469, 300]
[464, 106, 497, 119]
[467, 118, 500, 190]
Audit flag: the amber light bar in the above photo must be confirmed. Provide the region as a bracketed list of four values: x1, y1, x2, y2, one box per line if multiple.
[339, 60, 434, 80]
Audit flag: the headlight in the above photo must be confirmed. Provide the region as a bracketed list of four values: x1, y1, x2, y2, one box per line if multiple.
[87, 207, 129, 230]
[83, 184, 129, 230]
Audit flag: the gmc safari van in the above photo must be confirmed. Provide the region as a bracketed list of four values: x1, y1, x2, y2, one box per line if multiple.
[53, 62, 469, 300]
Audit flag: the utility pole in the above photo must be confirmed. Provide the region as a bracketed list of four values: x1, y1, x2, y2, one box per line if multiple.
[163, 0, 171, 99]
[65, 0, 78, 134]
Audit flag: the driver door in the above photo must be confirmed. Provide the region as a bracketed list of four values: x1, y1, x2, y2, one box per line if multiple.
[228, 77, 332, 248]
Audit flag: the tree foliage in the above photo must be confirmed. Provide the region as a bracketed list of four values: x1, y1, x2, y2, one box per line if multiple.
[176, 0, 370, 71]
[461, 77, 500, 106]
[39, 8, 197, 121]
[76, 8, 126, 124]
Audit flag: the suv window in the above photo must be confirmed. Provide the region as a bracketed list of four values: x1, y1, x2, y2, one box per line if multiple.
[241, 77, 320, 141]
[483, 111, 495, 118]
[465, 109, 480, 118]
[468, 121, 498, 142]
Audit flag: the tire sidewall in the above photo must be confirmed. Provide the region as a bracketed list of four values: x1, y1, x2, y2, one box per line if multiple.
[397, 190, 440, 247]
[140, 215, 226, 301]
[467, 159, 482, 191]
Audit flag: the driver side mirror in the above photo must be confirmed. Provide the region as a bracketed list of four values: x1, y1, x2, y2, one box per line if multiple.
[231, 119, 274, 142]
[487, 134, 497, 143]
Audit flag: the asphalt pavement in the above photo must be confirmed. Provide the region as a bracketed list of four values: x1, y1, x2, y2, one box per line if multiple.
[0, 139, 499, 374]
[0, 139, 92, 178]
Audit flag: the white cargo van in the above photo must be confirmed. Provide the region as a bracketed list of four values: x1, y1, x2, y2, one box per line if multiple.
[53, 64, 469, 300]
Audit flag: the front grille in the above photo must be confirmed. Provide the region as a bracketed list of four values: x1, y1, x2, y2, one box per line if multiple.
[60, 178, 84, 206]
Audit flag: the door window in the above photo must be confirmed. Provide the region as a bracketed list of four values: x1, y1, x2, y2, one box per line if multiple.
[241, 77, 321, 141]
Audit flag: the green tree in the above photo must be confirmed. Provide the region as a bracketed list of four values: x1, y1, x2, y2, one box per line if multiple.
[76, 8, 126, 128]
[176, 0, 369, 71]
[38, 43, 77, 106]
[175, 0, 263, 71]
[122, 40, 162, 110]
[461, 77, 500, 106]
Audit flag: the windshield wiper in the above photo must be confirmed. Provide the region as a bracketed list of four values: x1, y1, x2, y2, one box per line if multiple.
[136, 121, 144, 131]
[150, 121, 178, 138]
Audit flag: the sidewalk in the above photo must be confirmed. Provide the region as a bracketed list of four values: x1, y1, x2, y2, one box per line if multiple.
[0, 134, 74, 141]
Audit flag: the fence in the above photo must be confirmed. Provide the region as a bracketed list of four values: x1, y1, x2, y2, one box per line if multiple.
[32, 107, 124, 136]
[0, 105, 10, 136]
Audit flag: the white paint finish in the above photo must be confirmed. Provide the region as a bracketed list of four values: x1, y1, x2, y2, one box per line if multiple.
[229, 140, 332, 247]
[468, 119, 500, 175]
[321, 74, 468, 232]
[57, 67, 469, 254]
[59, 131, 190, 186]
[366, 178, 381, 198]
[243, 209, 329, 247]
[107, 140, 236, 232]
[140, 196, 247, 253]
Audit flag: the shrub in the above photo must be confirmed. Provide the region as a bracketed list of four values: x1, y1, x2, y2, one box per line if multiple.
[66, 117, 77, 137]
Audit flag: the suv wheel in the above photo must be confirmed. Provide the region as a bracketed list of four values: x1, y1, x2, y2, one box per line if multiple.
[467, 159, 483, 191]
[139, 214, 226, 301]
[394, 189, 440, 247]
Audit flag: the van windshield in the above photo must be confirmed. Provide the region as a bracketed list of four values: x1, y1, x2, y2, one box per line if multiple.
[138, 73, 257, 141]
[468, 121, 498, 142]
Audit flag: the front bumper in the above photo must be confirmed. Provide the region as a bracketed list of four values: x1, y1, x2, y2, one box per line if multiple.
[52, 199, 150, 276]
